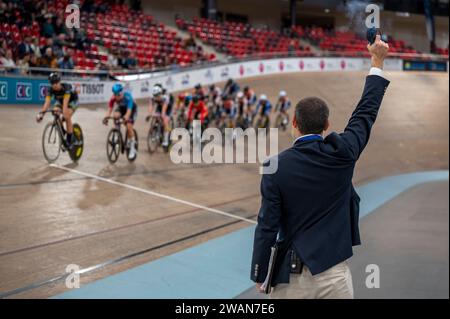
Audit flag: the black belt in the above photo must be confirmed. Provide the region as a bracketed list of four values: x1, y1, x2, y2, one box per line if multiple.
[290, 249, 304, 274]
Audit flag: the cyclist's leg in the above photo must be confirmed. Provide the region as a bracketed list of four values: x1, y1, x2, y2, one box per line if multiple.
[62, 102, 74, 136]
[162, 110, 171, 146]
[127, 108, 137, 139]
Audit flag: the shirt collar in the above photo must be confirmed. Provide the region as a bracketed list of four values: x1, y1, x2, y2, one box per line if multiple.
[293, 134, 323, 145]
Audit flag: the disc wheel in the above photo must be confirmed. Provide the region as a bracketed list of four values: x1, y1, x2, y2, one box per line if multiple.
[69, 123, 84, 162]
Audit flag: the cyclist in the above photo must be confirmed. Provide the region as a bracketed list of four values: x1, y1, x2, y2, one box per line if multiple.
[193, 83, 207, 101]
[243, 86, 257, 107]
[254, 94, 272, 128]
[103, 83, 138, 160]
[208, 84, 222, 106]
[36, 73, 79, 148]
[187, 95, 208, 129]
[147, 84, 172, 147]
[222, 78, 240, 99]
[235, 91, 250, 129]
[275, 90, 291, 113]
[219, 94, 236, 128]
[174, 92, 191, 128]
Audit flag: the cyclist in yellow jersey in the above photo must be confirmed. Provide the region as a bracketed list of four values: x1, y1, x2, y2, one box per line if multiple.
[36, 73, 79, 147]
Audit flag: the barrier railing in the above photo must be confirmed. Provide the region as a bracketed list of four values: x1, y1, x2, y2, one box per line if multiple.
[1, 50, 447, 82]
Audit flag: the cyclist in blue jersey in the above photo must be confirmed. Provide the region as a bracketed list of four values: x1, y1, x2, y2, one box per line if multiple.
[254, 94, 272, 129]
[103, 83, 138, 160]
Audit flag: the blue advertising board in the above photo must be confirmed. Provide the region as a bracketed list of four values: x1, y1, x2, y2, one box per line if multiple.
[403, 60, 448, 72]
[0, 76, 49, 105]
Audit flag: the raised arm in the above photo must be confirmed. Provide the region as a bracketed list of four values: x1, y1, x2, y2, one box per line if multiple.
[340, 35, 390, 161]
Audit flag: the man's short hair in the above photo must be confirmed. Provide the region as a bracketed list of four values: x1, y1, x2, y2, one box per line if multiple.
[295, 97, 330, 134]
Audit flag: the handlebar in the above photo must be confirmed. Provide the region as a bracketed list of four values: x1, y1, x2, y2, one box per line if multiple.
[103, 116, 130, 125]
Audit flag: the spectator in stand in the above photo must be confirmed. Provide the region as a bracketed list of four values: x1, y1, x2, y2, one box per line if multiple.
[0, 49, 16, 72]
[30, 37, 41, 58]
[42, 15, 55, 38]
[40, 38, 53, 56]
[17, 53, 31, 75]
[53, 34, 68, 59]
[54, 17, 68, 36]
[185, 35, 197, 50]
[107, 49, 119, 70]
[1, 41, 8, 58]
[124, 52, 138, 69]
[58, 49, 74, 70]
[17, 35, 33, 60]
[40, 47, 57, 69]
[29, 54, 39, 68]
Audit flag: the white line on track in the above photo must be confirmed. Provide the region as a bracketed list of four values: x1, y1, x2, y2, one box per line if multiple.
[49, 164, 257, 225]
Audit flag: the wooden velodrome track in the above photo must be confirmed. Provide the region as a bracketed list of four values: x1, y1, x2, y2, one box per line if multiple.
[0, 71, 448, 298]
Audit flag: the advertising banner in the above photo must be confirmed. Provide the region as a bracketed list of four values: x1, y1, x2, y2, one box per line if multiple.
[0, 57, 407, 105]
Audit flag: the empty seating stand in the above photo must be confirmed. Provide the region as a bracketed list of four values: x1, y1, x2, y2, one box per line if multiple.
[176, 17, 312, 58]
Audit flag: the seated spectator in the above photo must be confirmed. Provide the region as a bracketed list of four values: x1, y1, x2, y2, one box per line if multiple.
[40, 47, 58, 68]
[107, 50, 119, 69]
[0, 49, 16, 72]
[42, 15, 55, 38]
[17, 53, 31, 75]
[30, 38, 41, 58]
[17, 35, 33, 59]
[40, 38, 54, 56]
[54, 17, 68, 36]
[29, 54, 39, 68]
[124, 52, 138, 69]
[53, 34, 67, 59]
[58, 50, 74, 69]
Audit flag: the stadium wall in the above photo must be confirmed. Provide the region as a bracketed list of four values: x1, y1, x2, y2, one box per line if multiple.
[0, 57, 405, 105]
[334, 12, 449, 53]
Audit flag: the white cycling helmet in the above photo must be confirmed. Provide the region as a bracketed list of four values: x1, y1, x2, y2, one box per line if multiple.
[237, 91, 244, 99]
[259, 94, 267, 101]
[152, 85, 163, 97]
[279, 90, 287, 97]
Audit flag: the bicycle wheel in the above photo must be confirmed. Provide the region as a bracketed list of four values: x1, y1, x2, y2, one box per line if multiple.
[147, 121, 160, 154]
[127, 129, 139, 162]
[69, 123, 84, 162]
[42, 122, 61, 163]
[106, 128, 122, 164]
[275, 114, 283, 129]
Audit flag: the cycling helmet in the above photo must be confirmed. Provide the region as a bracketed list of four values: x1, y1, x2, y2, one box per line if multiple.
[237, 92, 244, 99]
[260, 94, 267, 101]
[279, 90, 287, 97]
[192, 95, 200, 103]
[243, 86, 249, 92]
[48, 72, 61, 84]
[152, 84, 163, 97]
[194, 83, 202, 90]
[226, 78, 234, 86]
[112, 83, 123, 95]
[209, 84, 216, 91]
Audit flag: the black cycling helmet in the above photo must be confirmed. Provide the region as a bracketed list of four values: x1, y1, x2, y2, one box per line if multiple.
[243, 86, 249, 92]
[49, 72, 61, 84]
[192, 95, 200, 103]
[226, 78, 234, 86]
[209, 84, 215, 91]
[194, 83, 202, 90]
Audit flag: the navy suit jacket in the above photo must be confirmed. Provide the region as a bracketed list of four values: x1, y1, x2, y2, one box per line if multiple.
[251, 75, 390, 285]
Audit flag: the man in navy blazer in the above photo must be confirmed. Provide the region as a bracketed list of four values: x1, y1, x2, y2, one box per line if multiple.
[251, 35, 390, 299]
